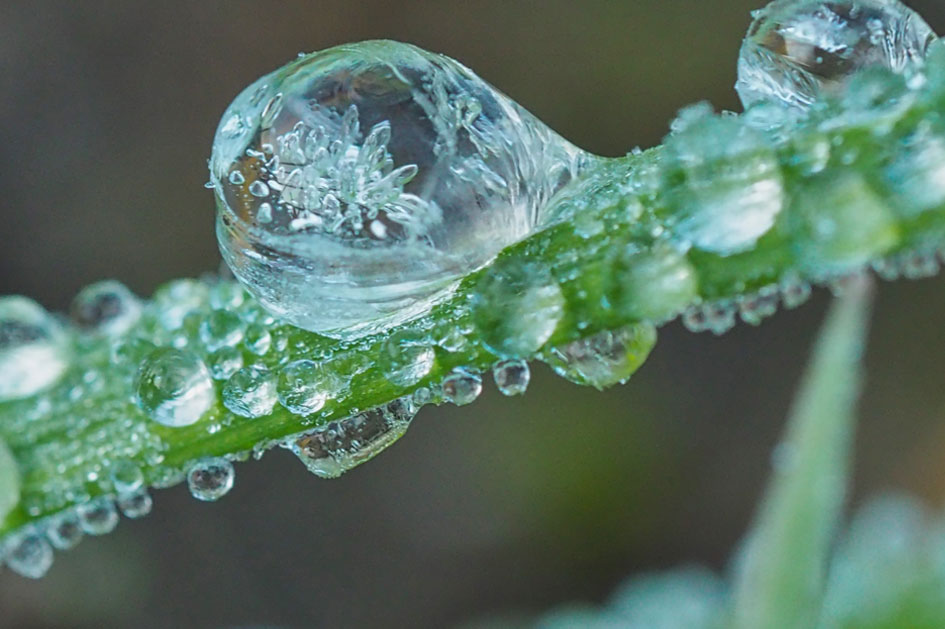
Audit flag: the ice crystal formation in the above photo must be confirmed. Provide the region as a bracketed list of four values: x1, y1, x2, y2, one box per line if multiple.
[1, 0, 944, 578]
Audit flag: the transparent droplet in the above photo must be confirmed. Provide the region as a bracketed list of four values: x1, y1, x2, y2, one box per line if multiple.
[277, 359, 335, 416]
[736, 0, 937, 110]
[780, 275, 813, 308]
[109, 460, 144, 495]
[472, 260, 565, 358]
[441, 368, 482, 405]
[222, 365, 277, 418]
[76, 496, 119, 535]
[134, 348, 216, 427]
[378, 330, 436, 387]
[4, 531, 53, 579]
[187, 457, 235, 501]
[70, 280, 142, 336]
[615, 243, 699, 323]
[199, 310, 245, 352]
[207, 346, 244, 380]
[243, 323, 272, 355]
[46, 510, 84, 550]
[492, 359, 530, 396]
[117, 489, 153, 519]
[289, 398, 417, 478]
[0, 296, 70, 400]
[541, 323, 657, 390]
[153, 279, 209, 331]
[211, 40, 585, 339]
[738, 286, 781, 325]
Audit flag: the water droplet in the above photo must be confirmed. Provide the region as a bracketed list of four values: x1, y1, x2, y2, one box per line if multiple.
[378, 330, 436, 387]
[780, 275, 813, 308]
[153, 280, 209, 330]
[211, 41, 585, 339]
[208, 281, 246, 310]
[135, 348, 216, 427]
[277, 359, 335, 416]
[0, 296, 70, 400]
[109, 460, 144, 495]
[472, 260, 565, 358]
[243, 323, 272, 355]
[76, 496, 119, 535]
[223, 365, 277, 418]
[662, 110, 783, 255]
[492, 359, 530, 396]
[615, 243, 699, 323]
[736, 0, 936, 110]
[117, 489, 153, 519]
[207, 346, 244, 380]
[199, 310, 245, 351]
[542, 323, 657, 390]
[289, 398, 416, 478]
[738, 286, 781, 325]
[682, 301, 739, 335]
[441, 368, 482, 405]
[187, 457, 235, 501]
[70, 280, 142, 336]
[3, 531, 53, 579]
[46, 511, 84, 550]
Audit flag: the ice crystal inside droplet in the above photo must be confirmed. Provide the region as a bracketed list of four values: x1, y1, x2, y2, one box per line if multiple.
[211, 40, 584, 339]
[134, 348, 215, 427]
[736, 0, 937, 110]
[0, 296, 70, 400]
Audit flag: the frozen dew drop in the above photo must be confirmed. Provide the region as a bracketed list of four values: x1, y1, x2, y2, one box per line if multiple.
[70, 280, 142, 336]
[378, 330, 436, 387]
[187, 457, 235, 501]
[472, 259, 565, 358]
[76, 496, 119, 536]
[492, 359, 530, 396]
[210, 40, 585, 339]
[541, 323, 658, 390]
[441, 368, 483, 406]
[289, 398, 417, 478]
[277, 359, 335, 416]
[117, 489, 153, 519]
[0, 296, 70, 400]
[208, 346, 244, 380]
[222, 365, 278, 418]
[736, 0, 937, 111]
[4, 531, 53, 579]
[46, 511, 84, 550]
[199, 309, 245, 352]
[135, 347, 216, 427]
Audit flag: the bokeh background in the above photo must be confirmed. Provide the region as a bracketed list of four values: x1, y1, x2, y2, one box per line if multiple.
[1, 1, 945, 627]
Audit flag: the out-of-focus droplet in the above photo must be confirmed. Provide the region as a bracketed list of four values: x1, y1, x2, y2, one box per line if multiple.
[210, 40, 585, 339]
[199, 310, 245, 352]
[134, 348, 215, 427]
[46, 511, 84, 550]
[0, 296, 70, 400]
[3, 531, 53, 579]
[541, 323, 657, 390]
[442, 368, 482, 405]
[187, 457, 235, 502]
[117, 489, 153, 519]
[222, 365, 277, 418]
[109, 460, 144, 495]
[492, 359, 530, 396]
[70, 280, 142, 336]
[76, 496, 119, 536]
[289, 398, 416, 478]
[736, 0, 937, 110]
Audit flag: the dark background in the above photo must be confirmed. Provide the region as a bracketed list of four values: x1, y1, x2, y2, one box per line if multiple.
[1, 1, 945, 627]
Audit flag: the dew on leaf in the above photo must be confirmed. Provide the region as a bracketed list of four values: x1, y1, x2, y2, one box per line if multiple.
[187, 457, 235, 502]
[134, 348, 215, 427]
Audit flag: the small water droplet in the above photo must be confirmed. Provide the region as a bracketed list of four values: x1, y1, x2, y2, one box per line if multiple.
[76, 496, 119, 535]
[0, 296, 70, 400]
[277, 359, 335, 416]
[187, 457, 235, 501]
[211, 41, 585, 339]
[492, 359, 530, 396]
[738, 286, 781, 325]
[378, 330, 435, 387]
[199, 310, 245, 351]
[289, 398, 416, 478]
[207, 346, 244, 380]
[736, 0, 936, 110]
[223, 365, 277, 418]
[117, 489, 153, 519]
[472, 260, 565, 358]
[228, 170, 246, 185]
[541, 323, 657, 390]
[70, 280, 142, 336]
[682, 301, 739, 335]
[243, 324, 272, 355]
[442, 368, 483, 405]
[616, 243, 699, 323]
[46, 511, 84, 550]
[135, 348, 215, 427]
[208, 281, 246, 310]
[153, 280, 209, 330]
[109, 460, 144, 495]
[3, 531, 53, 579]
[780, 275, 813, 308]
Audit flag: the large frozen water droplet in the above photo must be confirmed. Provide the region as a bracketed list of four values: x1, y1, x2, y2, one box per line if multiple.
[211, 40, 585, 339]
[0, 296, 70, 400]
[541, 323, 657, 390]
[70, 280, 142, 336]
[3, 531, 53, 579]
[134, 348, 215, 427]
[736, 0, 937, 110]
[187, 457, 235, 501]
[288, 398, 416, 478]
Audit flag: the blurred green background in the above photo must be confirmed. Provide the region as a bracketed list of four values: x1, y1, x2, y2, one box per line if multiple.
[1, 1, 945, 627]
